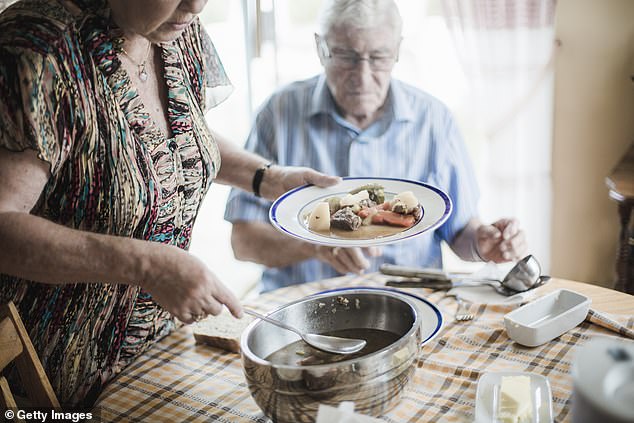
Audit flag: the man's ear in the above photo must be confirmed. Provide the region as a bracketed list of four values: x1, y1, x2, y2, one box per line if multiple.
[314, 33, 327, 66]
[395, 36, 403, 62]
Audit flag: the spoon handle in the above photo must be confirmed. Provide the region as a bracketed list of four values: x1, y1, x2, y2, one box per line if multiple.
[243, 309, 301, 337]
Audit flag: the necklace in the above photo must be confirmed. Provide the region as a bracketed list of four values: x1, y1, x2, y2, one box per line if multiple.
[121, 41, 152, 82]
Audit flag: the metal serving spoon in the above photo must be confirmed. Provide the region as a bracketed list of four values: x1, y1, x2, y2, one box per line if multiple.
[384, 255, 550, 296]
[243, 309, 367, 355]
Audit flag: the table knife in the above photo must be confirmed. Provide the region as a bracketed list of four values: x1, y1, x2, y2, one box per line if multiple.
[379, 264, 469, 281]
[386, 278, 501, 290]
[385, 278, 454, 289]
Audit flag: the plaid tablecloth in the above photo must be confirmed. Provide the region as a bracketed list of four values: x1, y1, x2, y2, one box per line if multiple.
[95, 274, 634, 422]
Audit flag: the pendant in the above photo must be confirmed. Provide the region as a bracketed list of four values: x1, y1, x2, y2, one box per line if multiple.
[139, 63, 148, 82]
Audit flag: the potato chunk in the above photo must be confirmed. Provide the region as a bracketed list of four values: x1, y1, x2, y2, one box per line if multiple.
[340, 190, 369, 208]
[393, 191, 418, 210]
[308, 202, 331, 231]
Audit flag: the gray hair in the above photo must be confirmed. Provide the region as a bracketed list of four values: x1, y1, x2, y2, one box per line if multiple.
[318, 0, 402, 38]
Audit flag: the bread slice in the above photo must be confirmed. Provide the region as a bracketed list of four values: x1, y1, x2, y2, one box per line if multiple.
[192, 311, 254, 353]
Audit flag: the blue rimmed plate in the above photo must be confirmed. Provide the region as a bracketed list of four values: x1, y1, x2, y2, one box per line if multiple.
[313, 286, 444, 346]
[269, 177, 452, 247]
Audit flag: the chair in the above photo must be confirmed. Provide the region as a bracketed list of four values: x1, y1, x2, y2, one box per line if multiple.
[0, 301, 60, 409]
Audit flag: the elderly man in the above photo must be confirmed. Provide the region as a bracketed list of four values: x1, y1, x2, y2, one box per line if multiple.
[224, 0, 527, 292]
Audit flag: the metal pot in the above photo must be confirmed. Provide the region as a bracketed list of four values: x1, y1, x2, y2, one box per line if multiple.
[240, 289, 428, 423]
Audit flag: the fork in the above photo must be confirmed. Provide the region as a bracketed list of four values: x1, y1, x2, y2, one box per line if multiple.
[453, 295, 474, 322]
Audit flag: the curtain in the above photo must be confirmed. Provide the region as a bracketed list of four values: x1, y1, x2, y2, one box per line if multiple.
[442, 0, 558, 271]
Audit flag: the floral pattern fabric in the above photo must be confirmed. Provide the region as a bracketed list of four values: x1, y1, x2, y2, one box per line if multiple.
[0, 0, 230, 406]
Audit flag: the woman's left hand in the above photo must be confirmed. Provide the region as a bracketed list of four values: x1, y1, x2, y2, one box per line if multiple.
[259, 165, 341, 201]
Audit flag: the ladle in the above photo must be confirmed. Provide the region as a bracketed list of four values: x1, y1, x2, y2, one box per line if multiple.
[243, 309, 367, 355]
[384, 255, 551, 296]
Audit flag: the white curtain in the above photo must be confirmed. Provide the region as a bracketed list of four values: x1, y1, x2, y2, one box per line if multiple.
[442, 0, 557, 271]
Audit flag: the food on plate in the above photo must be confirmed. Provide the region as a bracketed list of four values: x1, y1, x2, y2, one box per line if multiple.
[349, 183, 385, 204]
[331, 207, 363, 231]
[392, 191, 419, 213]
[308, 202, 331, 231]
[497, 375, 533, 423]
[305, 184, 422, 238]
[340, 189, 369, 208]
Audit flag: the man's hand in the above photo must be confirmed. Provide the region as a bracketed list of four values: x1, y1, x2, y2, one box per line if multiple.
[315, 246, 382, 275]
[476, 218, 527, 263]
[259, 165, 341, 200]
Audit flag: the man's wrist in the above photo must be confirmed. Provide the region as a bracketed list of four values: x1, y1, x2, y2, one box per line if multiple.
[252, 162, 273, 197]
[471, 239, 486, 262]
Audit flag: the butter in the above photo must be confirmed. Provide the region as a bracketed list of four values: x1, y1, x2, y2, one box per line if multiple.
[497, 375, 533, 423]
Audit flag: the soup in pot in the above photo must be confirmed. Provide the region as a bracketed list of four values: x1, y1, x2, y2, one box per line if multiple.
[265, 328, 401, 366]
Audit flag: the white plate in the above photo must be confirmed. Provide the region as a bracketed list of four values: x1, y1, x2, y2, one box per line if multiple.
[449, 286, 537, 305]
[269, 177, 452, 247]
[475, 371, 553, 423]
[315, 287, 444, 346]
[447, 263, 537, 305]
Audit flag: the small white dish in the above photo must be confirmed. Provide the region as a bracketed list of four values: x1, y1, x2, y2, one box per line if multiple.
[504, 289, 591, 347]
[269, 177, 452, 247]
[475, 371, 553, 423]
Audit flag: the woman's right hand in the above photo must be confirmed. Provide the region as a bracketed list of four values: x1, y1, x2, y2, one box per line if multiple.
[141, 245, 243, 324]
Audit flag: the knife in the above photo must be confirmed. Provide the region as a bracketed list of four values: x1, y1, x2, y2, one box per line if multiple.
[385, 278, 454, 288]
[385, 278, 501, 289]
[379, 264, 469, 281]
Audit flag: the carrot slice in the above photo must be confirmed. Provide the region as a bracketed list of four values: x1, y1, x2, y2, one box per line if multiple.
[371, 210, 416, 227]
[357, 208, 372, 219]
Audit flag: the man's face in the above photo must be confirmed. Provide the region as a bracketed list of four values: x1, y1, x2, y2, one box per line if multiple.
[320, 24, 400, 127]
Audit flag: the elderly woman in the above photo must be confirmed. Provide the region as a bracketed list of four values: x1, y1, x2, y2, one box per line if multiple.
[0, 0, 337, 407]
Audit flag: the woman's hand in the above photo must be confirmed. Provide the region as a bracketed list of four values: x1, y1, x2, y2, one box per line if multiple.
[476, 218, 527, 263]
[259, 165, 341, 201]
[141, 245, 243, 324]
[314, 246, 382, 275]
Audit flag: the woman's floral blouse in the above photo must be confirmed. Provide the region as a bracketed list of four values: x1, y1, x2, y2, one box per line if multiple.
[0, 0, 232, 406]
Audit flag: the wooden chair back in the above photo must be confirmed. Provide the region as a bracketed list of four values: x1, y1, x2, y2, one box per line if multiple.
[0, 301, 60, 409]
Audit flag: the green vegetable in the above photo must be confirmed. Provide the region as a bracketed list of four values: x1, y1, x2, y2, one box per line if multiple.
[327, 197, 341, 215]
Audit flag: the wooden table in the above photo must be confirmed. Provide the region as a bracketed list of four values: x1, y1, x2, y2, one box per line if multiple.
[606, 142, 634, 294]
[94, 273, 634, 422]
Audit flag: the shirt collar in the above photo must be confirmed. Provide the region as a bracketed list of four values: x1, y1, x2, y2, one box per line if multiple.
[308, 74, 335, 117]
[308, 74, 415, 123]
[388, 78, 417, 122]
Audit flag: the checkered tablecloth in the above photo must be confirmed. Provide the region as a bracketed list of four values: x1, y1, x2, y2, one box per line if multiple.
[95, 274, 634, 422]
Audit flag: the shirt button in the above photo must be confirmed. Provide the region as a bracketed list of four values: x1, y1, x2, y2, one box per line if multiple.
[177, 185, 185, 193]
[173, 227, 181, 235]
[169, 141, 178, 151]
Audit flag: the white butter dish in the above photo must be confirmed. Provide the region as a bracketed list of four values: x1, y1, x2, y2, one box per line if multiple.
[504, 289, 591, 347]
[475, 371, 553, 423]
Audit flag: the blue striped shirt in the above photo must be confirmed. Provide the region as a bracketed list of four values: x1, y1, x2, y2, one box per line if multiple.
[224, 74, 479, 292]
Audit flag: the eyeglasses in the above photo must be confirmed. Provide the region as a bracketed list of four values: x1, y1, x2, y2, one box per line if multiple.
[316, 36, 398, 71]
